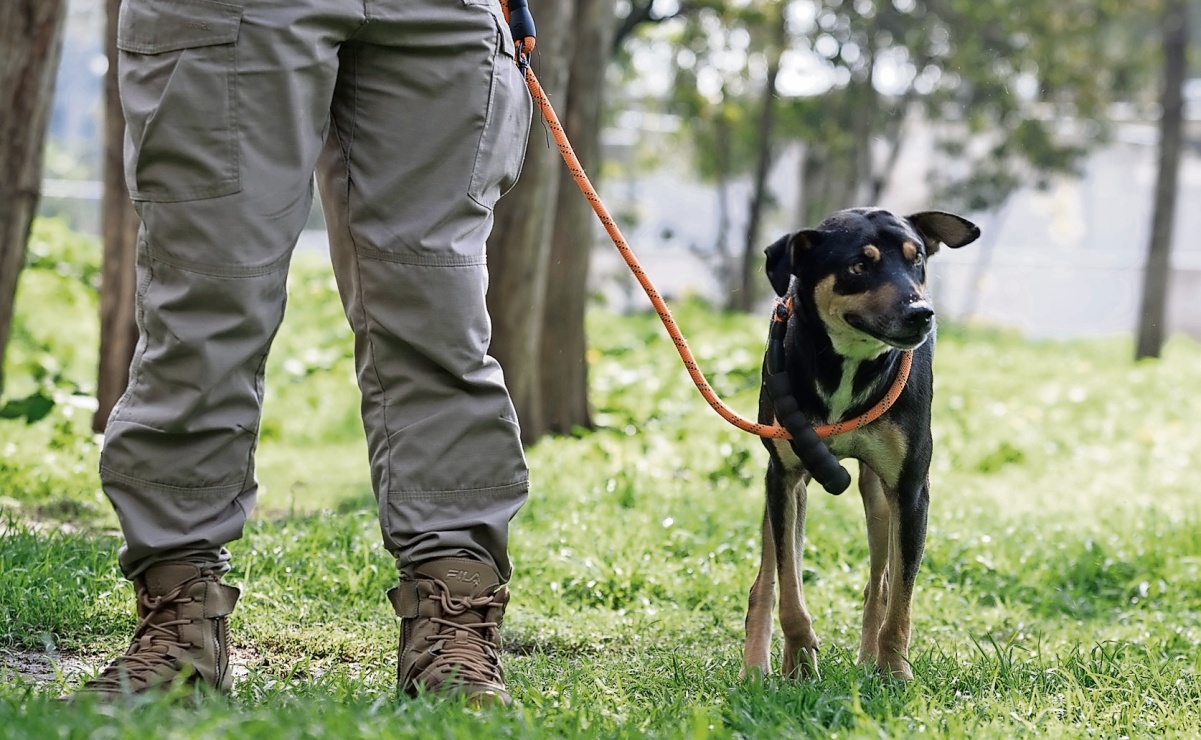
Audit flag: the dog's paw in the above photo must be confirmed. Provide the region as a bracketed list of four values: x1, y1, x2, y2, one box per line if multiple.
[856, 645, 878, 667]
[782, 645, 820, 680]
[876, 653, 913, 681]
[739, 662, 771, 681]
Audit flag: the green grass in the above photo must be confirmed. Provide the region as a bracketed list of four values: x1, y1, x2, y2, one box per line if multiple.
[2, 220, 1201, 736]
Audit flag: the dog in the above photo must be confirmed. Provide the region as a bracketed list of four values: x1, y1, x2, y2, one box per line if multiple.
[742, 207, 979, 681]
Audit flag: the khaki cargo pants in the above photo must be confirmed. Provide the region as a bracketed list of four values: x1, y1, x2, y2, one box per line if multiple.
[101, 0, 532, 581]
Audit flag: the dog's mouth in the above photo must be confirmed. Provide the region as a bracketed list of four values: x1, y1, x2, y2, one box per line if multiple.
[845, 313, 933, 350]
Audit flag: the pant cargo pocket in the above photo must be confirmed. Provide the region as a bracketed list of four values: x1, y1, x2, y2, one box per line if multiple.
[118, 0, 245, 202]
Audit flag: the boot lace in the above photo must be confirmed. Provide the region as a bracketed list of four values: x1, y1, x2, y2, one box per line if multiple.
[83, 584, 196, 692]
[424, 580, 503, 685]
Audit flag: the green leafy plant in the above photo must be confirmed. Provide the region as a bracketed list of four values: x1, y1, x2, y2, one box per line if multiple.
[0, 390, 54, 424]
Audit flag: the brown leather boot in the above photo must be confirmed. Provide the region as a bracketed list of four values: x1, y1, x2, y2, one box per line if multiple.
[388, 558, 511, 706]
[72, 561, 239, 699]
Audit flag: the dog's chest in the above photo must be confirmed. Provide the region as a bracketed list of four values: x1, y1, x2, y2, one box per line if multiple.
[817, 362, 866, 423]
[769, 420, 907, 490]
[768, 348, 909, 488]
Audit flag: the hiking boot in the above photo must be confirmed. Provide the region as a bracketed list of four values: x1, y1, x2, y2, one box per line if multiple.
[388, 558, 511, 706]
[71, 561, 239, 699]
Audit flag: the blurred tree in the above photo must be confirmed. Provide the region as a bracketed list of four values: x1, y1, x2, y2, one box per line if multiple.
[540, 0, 618, 435]
[740, 1, 788, 311]
[1135, 0, 1188, 360]
[922, 0, 1158, 210]
[616, 0, 684, 48]
[658, 1, 778, 308]
[491, 0, 693, 441]
[488, 0, 577, 444]
[0, 0, 67, 397]
[792, 0, 1159, 214]
[634, 0, 1159, 306]
[94, 0, 140, 432]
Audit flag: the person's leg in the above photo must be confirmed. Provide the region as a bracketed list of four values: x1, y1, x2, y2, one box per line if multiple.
[315, 0, 532, 704]
[81, 0, 353, 697]
[316, 0, 530, 578]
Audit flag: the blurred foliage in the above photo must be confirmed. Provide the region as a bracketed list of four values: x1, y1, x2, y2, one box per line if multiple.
[617, 0, 1164, 223]
[917, 0, 1161, 209]
[2, 218, 101, 417]
[23, 216, 102, 290]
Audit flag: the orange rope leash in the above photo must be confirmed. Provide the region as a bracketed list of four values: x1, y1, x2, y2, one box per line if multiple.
[500, 6, 910, 440]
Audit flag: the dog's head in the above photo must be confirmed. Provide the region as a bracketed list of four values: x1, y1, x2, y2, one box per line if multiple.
[765, 208, 979, 357]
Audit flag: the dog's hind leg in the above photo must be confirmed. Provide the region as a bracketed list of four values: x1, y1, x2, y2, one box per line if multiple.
[857, 463, 891, 668]
[741, 508, 776, 679]
[776, 468, 819, 679]
[877, 476, 930, 680]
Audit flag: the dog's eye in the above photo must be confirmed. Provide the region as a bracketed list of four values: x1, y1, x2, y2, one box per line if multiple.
[913, 254, 924, 267]
[848, 261, 867, 275]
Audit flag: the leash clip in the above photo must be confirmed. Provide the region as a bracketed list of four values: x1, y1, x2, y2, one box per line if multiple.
[515, 41, 531, 73]
[505, 0, 536, 72]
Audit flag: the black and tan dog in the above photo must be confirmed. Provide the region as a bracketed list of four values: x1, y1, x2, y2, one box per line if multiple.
[743, 207, 979, 681]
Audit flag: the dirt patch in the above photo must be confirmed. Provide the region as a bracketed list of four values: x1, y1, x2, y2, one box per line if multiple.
[1, 650, 94, 685]
[1, 648, 256, 687]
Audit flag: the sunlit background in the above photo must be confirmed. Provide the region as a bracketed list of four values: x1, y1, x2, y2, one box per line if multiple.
[40, 0, 1201, 339]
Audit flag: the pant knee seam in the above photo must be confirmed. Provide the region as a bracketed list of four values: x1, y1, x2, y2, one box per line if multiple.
[384, 477, 529, 502]
[146, 245, 292, 278]
[100, 464, 246, 495]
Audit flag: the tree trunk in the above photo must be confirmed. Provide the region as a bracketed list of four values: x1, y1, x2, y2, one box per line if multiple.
[799, 133, 858, 228]
[850, 44, 879, 205]
[94, 0, 141, 432]
[538, 0, 616, 435]
[712, 114, 734, 293]
[737, 4, 787, 312]
[0, 0, 67, 396]
[797, 143, 822, 227]
[870, 93, 912, 203]
[487, 0, 575, 443]
[1135, 0, 1186, 360]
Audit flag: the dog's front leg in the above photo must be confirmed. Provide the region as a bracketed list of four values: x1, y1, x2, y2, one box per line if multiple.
[857, 463, 891, 668]
[777, 470, 819, 679]
[741, 509, 776, 679]
[877, 476, 930, 680]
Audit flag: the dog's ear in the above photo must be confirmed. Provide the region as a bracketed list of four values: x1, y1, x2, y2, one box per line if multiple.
[906, 211, 980, 256]
[765, 230, 822, 296]
[764, 234, 793, 297]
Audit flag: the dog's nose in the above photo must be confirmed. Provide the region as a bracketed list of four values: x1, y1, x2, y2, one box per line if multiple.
[903, 301, 935, 330]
